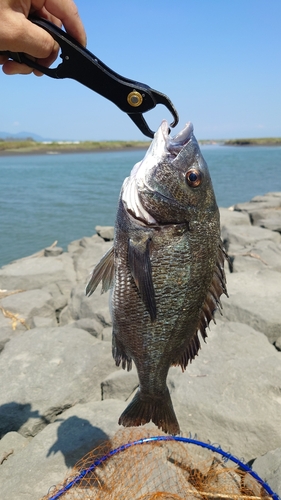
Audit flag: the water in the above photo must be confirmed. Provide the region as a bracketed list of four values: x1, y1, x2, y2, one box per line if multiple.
[0, 146, 280, 268]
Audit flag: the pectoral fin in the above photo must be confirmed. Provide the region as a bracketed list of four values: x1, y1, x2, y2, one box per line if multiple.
[128, 237, 156, 322]
[85, 245, 114, 296]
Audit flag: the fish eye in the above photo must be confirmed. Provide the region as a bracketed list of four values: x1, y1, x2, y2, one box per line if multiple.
[185, 169, 202, 187]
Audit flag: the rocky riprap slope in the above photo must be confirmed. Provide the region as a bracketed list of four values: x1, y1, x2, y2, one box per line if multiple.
[0, 193, 280, 499]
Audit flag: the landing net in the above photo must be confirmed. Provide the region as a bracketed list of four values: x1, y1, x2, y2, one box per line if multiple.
[42, 427, 279, 500]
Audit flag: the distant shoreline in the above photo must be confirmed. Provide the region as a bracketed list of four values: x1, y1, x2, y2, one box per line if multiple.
[0, 145, 150, 157]
[0, 137, 280, 157]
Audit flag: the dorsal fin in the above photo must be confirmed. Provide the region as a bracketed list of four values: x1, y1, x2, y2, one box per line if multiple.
[173, 242, 228, 371]
[85, 245, 114, 296]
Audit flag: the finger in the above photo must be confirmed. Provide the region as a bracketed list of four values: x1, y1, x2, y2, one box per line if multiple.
[0, 55, 9, 65]
[3, 15, 56, 58]
[2, 60, 34, 75]
[43, 0, 87, 46]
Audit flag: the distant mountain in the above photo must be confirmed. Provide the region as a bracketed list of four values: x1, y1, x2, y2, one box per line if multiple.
[0, 131, 54, 141]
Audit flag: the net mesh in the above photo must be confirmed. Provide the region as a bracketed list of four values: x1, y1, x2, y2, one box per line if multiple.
[42, 427, 276, 500]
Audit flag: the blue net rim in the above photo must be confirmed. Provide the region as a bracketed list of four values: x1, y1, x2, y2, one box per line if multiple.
[48, 435, 280, 500]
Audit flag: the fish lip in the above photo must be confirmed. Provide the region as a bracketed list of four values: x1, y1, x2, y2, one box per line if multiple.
[161, 120, 194, 157]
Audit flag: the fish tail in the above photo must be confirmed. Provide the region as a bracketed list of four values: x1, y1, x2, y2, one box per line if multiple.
[118, 388, 180, 435]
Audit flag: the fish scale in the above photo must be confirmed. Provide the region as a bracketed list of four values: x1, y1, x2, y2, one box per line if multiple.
[86, 120, 227, 434]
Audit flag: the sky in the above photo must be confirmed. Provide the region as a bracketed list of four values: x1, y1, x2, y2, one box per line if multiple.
[0, 0, 280, 141]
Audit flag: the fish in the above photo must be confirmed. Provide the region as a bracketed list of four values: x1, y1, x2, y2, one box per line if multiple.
[86, 120, 228, 435]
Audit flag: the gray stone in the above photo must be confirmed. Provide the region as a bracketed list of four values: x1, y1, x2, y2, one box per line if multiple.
[219, 207, 251, 227]
[229, 240, 281, 273]
[0, 431, 29, 463]
[72, 236, 112, 283]
[234, 193, 281, 233]
[0, 400, 126, 500]
[0, 306, 26, 334]
[252, 448, 281, 497]
[102, 326, 112, 342]
[40, 282, 69, 310]
[30, 316, 57, 329]
[95, 225, 114, 241]
[258, 213, 281, 233]
[66, 286, 112, 327]
[0, 253, 76, 292]
[166, 320, 281, 462]
[0, 289, 56, 329]
[275, 337, 281, 351]
[68, 317, 103, 339]
[101, 367, 139, 401]
[0, 326, 119, 438]
[221, 224, 280, 252]
[220, 269, 281, 343]
[234, 192, 281, 212]
[44, 246, 63, 257]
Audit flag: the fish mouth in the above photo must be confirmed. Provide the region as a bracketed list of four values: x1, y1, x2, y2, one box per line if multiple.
[162, 120, 194, 158]
[122, 120, 194, 225]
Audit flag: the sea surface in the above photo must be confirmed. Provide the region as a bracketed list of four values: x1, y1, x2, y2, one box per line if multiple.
[0, 145, 280, 268]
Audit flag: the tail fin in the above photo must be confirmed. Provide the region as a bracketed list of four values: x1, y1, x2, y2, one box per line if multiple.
[118, 389, 180, 435]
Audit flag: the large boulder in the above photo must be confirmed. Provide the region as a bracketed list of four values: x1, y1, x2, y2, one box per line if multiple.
[0, 326, 119, 438]
[68, 234, 112, 283]
[167, 320, 281, 462]
[234, 192, 281, 233]
[60, 285, 111, 327]
[0, 253, 76, 294]
[0, 289, 57, 329]
[0, 400, 126, 500]
[252, 448, 281, 497]
[229, 239, 281, 273]
[220, 269, 281, 343]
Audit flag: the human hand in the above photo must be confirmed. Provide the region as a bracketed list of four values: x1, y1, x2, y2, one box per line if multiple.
[0, 0, 86, 76]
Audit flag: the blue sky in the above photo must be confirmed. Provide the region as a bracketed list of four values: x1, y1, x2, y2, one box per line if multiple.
[0, 0, 280, 141]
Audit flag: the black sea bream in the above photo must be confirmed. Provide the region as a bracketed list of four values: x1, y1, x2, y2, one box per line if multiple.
[86, 120, 227, 434]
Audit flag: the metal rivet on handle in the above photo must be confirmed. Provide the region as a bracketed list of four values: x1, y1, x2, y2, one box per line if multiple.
[127, 91, 143, 107]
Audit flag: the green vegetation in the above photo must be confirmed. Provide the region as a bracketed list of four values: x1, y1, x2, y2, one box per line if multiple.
[0, 139, 150, 154]
[1, 136, 281, 155]
[224, 137, 281, 146]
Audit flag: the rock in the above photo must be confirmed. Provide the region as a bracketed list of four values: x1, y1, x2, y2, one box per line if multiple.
[65, 286, 112, 327]
[220, 269, 281, 343]
[0, 400, 126, 500]
[0, 289, 57, 329]
[0, 431, 29, 463]
[234, 192, 281, 212]
[0, 307, 26, 335]
[219, 207, 251, 227]
[221, 224, 280, 252]
[275, 337, 281, 351]
[166, 321, 281, 462]
[0, 253, 76, 293]
[102, 326, 112, 342]
[0, 326, 119, 438]
[44, 246, 63, 257]
[234, 192, 281, 233]
[259, 214, 281, 233]
[101, 368, 139, 401]
[95, 225, 114, 241]
[229, 239, 281, 273]
[30, 316, 57, 329]
[68, 317, 103, 339]
[69, 234, 112, 282]
[252, 448, 281, 498]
